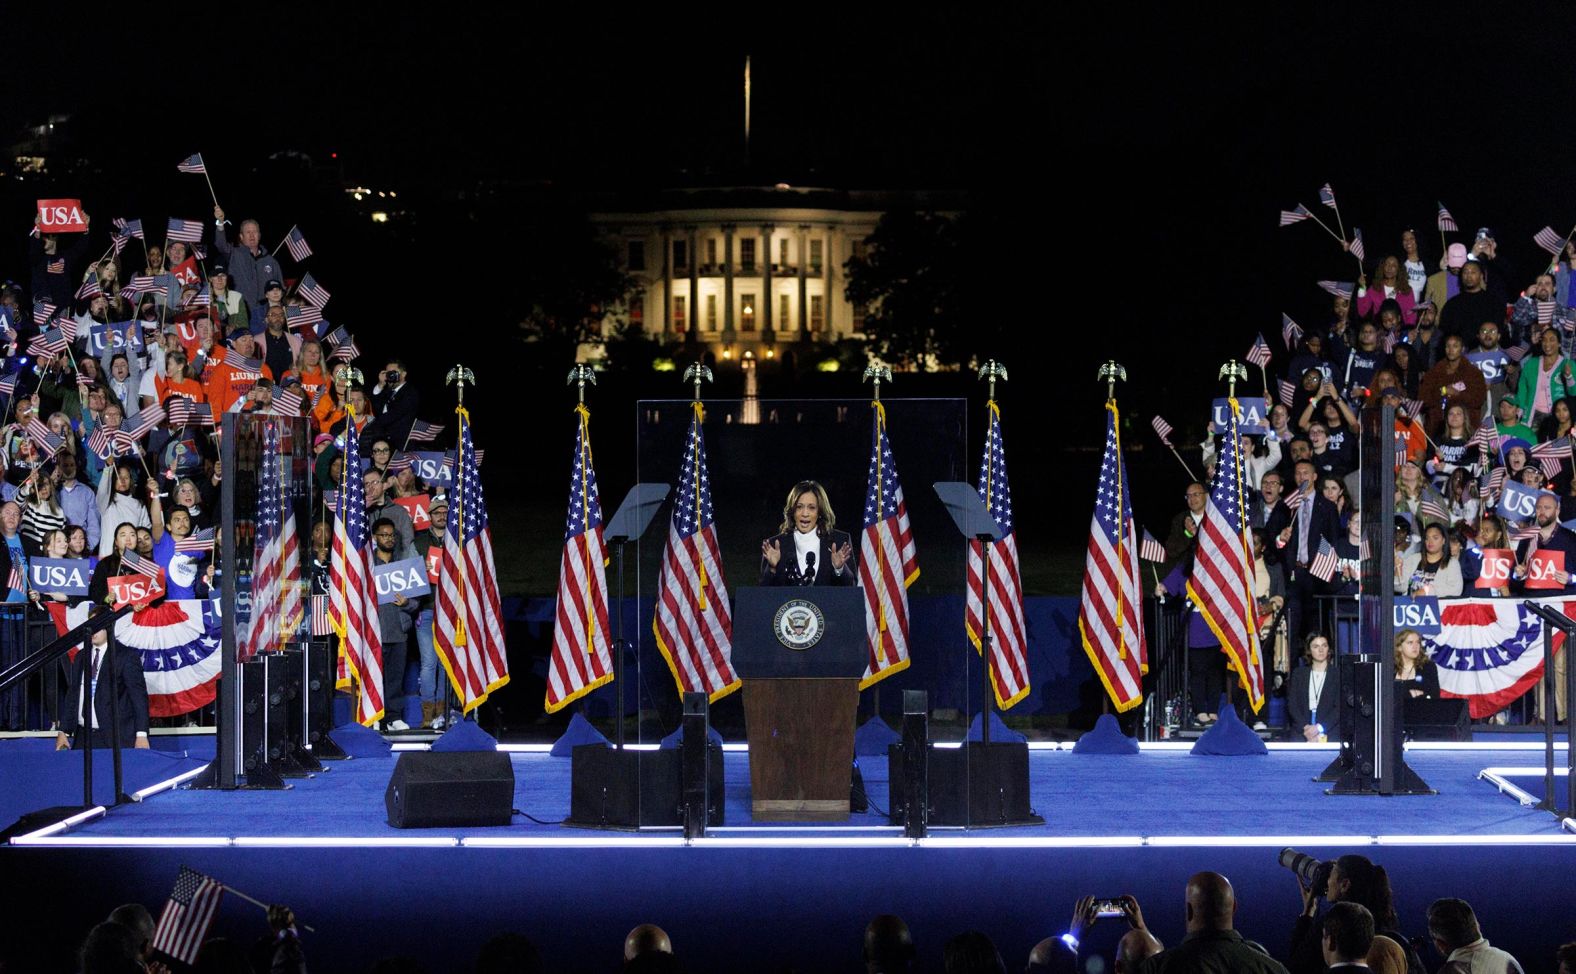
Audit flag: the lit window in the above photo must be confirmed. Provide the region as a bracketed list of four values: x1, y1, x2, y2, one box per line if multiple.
[673, 295, 686, 334]
[810, 295, 824, 332]
[741, 294, 756, 332]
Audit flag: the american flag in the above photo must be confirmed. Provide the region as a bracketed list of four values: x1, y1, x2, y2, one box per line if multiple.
[119, 550, 163, 582]
[1504, 342, 1531, 364]
[406, 419, 444, 443]
[57, 313, 79, 343]
[434, 409, 511, 711]
[386, 452, 416, 474]
[1531, 438, 1572, 478]
[298, 272, 330, 308]
[1281, 312, 1303, 349]
[442, 448, 485, 470]
[310, 594, 331, 637]
[121, 403, 167, 442]
[46, 258, 64, 275]
[150, 867, 224, 966]
[183, 285, 210, 309]
[1537, 299, 1557, 326]
[1535, 226, 1566, 255]
[1400, 398, 1425, 420]
[1278, 379, 1296, 408]
[175, 527, 215, 554]
[1437, 202, 1458, 233]
[124, 275, 160, 300]
[651, 403, 739, 703]
[545, 404, 613, 712]
[0, 374, 18, 397]
[1185, 396, 1265, 713]
[1508, 522, 1542, 542]
[25, 418, 62, 456]
[1319, 183, 1337, 208]
[121, 218, 145, 240]
[1349, 228, 1365, 263]
[6, 565, 19, 593]
[1469, 413, 1500, 454]
[166, 218, 204, 243]
[1078, 401, 1146, 712]
[1283, 489, 1307, 512]
[242, 422, 301, 661]
[324, 325, 359, 362]
[965, 401, 1031, 709]
[1151, 415, 1175, 448]
[285, 225, 312, 262]
[271, 386, 304, 417]
[27, 328, 66, 359]
[1279, 204, 1311, 227]
[285, 304, 323, 329]
[1140, 528, 1165, 563]
[75, 277, 102, 300]
[166, 399, 214, 428]
[1317, 280, 1355, 299]
[176, 153, 206, 174]
[1245, 333, 1272, 368]
[1419, 497, 1450, 523]
[1309, 538, 1339, 582]
[859, 402, 920, 690]
[32, 302, 57, 326]
[329, 409, 385, 725]
[86, 426, 119, 460]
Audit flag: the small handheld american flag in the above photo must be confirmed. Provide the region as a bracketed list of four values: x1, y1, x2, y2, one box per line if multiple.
[151, 867, 224, 966]
[285, 304, 323, 329]
[1437, 202, 1457, 233]
[1278, 379, 1296, 408]
[166, 218, 204, 243]
[406, 419, 444, 443]
[175, 528, 215, 554]
[176, 153, 207, 174]
[1309, 538, 1339, 582]
[1279, 204, 1312, 227]
[75, 277, 102, 301]
[297, 272, 331, 308]
[1151, 415, 1175, 448]
[1140, 528, 1165, 563]
[31, 302, 57, 326]
[1349, 228, 1365, 263]
[1245, 334, 1272, 368]
[285, 225, 312, 262]
[119, 550, 164, 582]
[1281, 313, 1303, 350]
[1534, 226, 1565, 256]
[1319, 183, 1337, 209]
[1317, 280, 1354, 300]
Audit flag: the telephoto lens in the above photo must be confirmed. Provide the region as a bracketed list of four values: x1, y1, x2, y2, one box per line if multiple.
[1278, 848, 1334, 892]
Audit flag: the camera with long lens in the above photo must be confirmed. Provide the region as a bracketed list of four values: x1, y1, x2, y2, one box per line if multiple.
[1278, 848, 1333, 892]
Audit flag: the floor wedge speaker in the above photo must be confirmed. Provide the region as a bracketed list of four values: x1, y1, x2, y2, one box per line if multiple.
[385, 751, 515, 828]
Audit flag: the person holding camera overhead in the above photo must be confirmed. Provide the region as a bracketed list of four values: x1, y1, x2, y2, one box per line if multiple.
[1286, 853, 1424, 974]
[362, 359, 421, 447]
[759, 481, 855, 587]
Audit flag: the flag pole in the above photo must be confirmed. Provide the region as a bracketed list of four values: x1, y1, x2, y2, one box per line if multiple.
[1098, 360, 1130, 678]
[271, 225, 297, 259]
[1300, 206, 1345, 245]
[444, 364, 477, 687]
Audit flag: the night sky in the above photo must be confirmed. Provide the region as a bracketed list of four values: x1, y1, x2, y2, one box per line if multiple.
[7, 9, 1576, 566]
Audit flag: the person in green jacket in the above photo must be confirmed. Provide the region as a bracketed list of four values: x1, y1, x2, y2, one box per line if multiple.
[1515, 327, 1576, 426]
[1493, 394, 1537, 444]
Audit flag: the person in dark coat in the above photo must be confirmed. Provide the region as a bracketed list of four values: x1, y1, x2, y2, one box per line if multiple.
[56, 608, 149, 750]
[1286, 632, 1341, 741]
[759, 480, 855, 586]
[1277, 460, 1341, 646]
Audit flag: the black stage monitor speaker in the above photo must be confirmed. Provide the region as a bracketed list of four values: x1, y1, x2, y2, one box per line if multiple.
[385, 751, 515, 829]
[567, 744, 725, 830]
[1404, 698, 1470, 741]
[887, 740, 1042, 828]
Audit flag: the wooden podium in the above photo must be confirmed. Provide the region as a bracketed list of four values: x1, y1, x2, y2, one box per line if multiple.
[733, 587, 866, 821]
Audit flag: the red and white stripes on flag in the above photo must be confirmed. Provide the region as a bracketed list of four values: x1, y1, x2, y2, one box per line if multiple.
[1534, 226, 1566, 256]
[1437, 202, 1457, 233]
[965, 401, 1031, 709]
[1349, 228, 1365, 263]
[859, 401, 919, 689]
[1281, 313, 1303, 350]
[545, 403, 613, 713]
[1245, 333, 1272, 368]
[1278, 204, 1311, 227]
[329, 410, 384, 725]
[434, 407, 510, 712]
[1185, 397, 1266, 713]
[653, 402, 740, 703]
[150, 867, 224, 966]
[1278, 379, 1297, 408]
[1140, 528, 1165, 563]
[241, 422, 301, 660]
[1151, 415, 1175, 448]
[1310, 538, 1339, 582]
[1077, 401, 1147, 712]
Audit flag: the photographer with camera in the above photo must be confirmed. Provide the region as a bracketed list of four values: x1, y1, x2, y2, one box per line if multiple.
[363, 359, 420, 447]
[1283, 852, 1422, 974]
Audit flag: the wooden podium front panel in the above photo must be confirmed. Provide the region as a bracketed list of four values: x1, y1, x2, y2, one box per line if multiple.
[743, 678, 860, 821]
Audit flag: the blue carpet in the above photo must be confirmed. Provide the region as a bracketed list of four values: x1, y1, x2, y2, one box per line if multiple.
[0, 746, 210, 830]
[30, 748, 1562, 839]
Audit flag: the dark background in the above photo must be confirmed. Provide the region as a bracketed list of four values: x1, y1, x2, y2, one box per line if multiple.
[5, 9, 1576, 591]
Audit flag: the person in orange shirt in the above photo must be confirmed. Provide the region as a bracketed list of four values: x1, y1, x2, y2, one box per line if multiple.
[1374, 385, 1428, 470]
[205, 331, 274, 415]
[291, 340, 330, 403]
[154, 348, 208, 408]
[312, 364, 351, 435]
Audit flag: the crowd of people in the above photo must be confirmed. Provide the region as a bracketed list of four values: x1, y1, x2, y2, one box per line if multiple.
[1, 204, 456, 738]
[62, 854, 1573, 974]
[1153, 226, 1574, 733]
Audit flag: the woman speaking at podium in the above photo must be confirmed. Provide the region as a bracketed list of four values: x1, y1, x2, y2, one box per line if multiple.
[759, 481, 856, 586]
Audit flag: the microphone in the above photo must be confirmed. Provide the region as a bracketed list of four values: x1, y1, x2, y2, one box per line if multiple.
[802, 550, 815, 586]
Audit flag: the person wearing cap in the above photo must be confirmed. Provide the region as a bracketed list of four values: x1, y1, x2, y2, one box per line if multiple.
[1493, 395, 1536, 445]
[1438, 260, 1498, 348]
[1425, 243, 1468, 313]
[207, 263, 249, 329]
[1514, 325, 1575, 427]
[412, 493, 448, 729]
[211, 206, 282, 307]
[205, 330, 274, 414]
[249, 280, 286, 329]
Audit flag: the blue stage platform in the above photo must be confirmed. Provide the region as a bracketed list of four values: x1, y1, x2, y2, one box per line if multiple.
[3, 741, 1573, 974]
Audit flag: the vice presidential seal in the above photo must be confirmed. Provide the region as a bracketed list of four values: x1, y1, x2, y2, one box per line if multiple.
[773, 599, 825, 651]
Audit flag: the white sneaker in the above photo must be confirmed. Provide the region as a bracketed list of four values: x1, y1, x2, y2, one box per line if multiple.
[431, 714, 447, 731]
[387, 719, 410, 731]
[1252, 721, 1267, 731]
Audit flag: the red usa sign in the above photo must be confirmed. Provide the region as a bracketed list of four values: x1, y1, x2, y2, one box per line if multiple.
[36, 199, 88, 233]
[108, 572, 166, 609]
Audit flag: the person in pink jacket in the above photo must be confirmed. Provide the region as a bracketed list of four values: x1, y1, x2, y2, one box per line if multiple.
[1357, 255, 1418, 324]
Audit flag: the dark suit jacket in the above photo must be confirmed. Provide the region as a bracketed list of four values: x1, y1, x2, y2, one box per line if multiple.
[1283, 493, 1340, 570]
[363, 380, 421, 447]
[1286, 664, 1342, 738]
[760, 529, 856, 587]
[60, 642, 149, 748]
